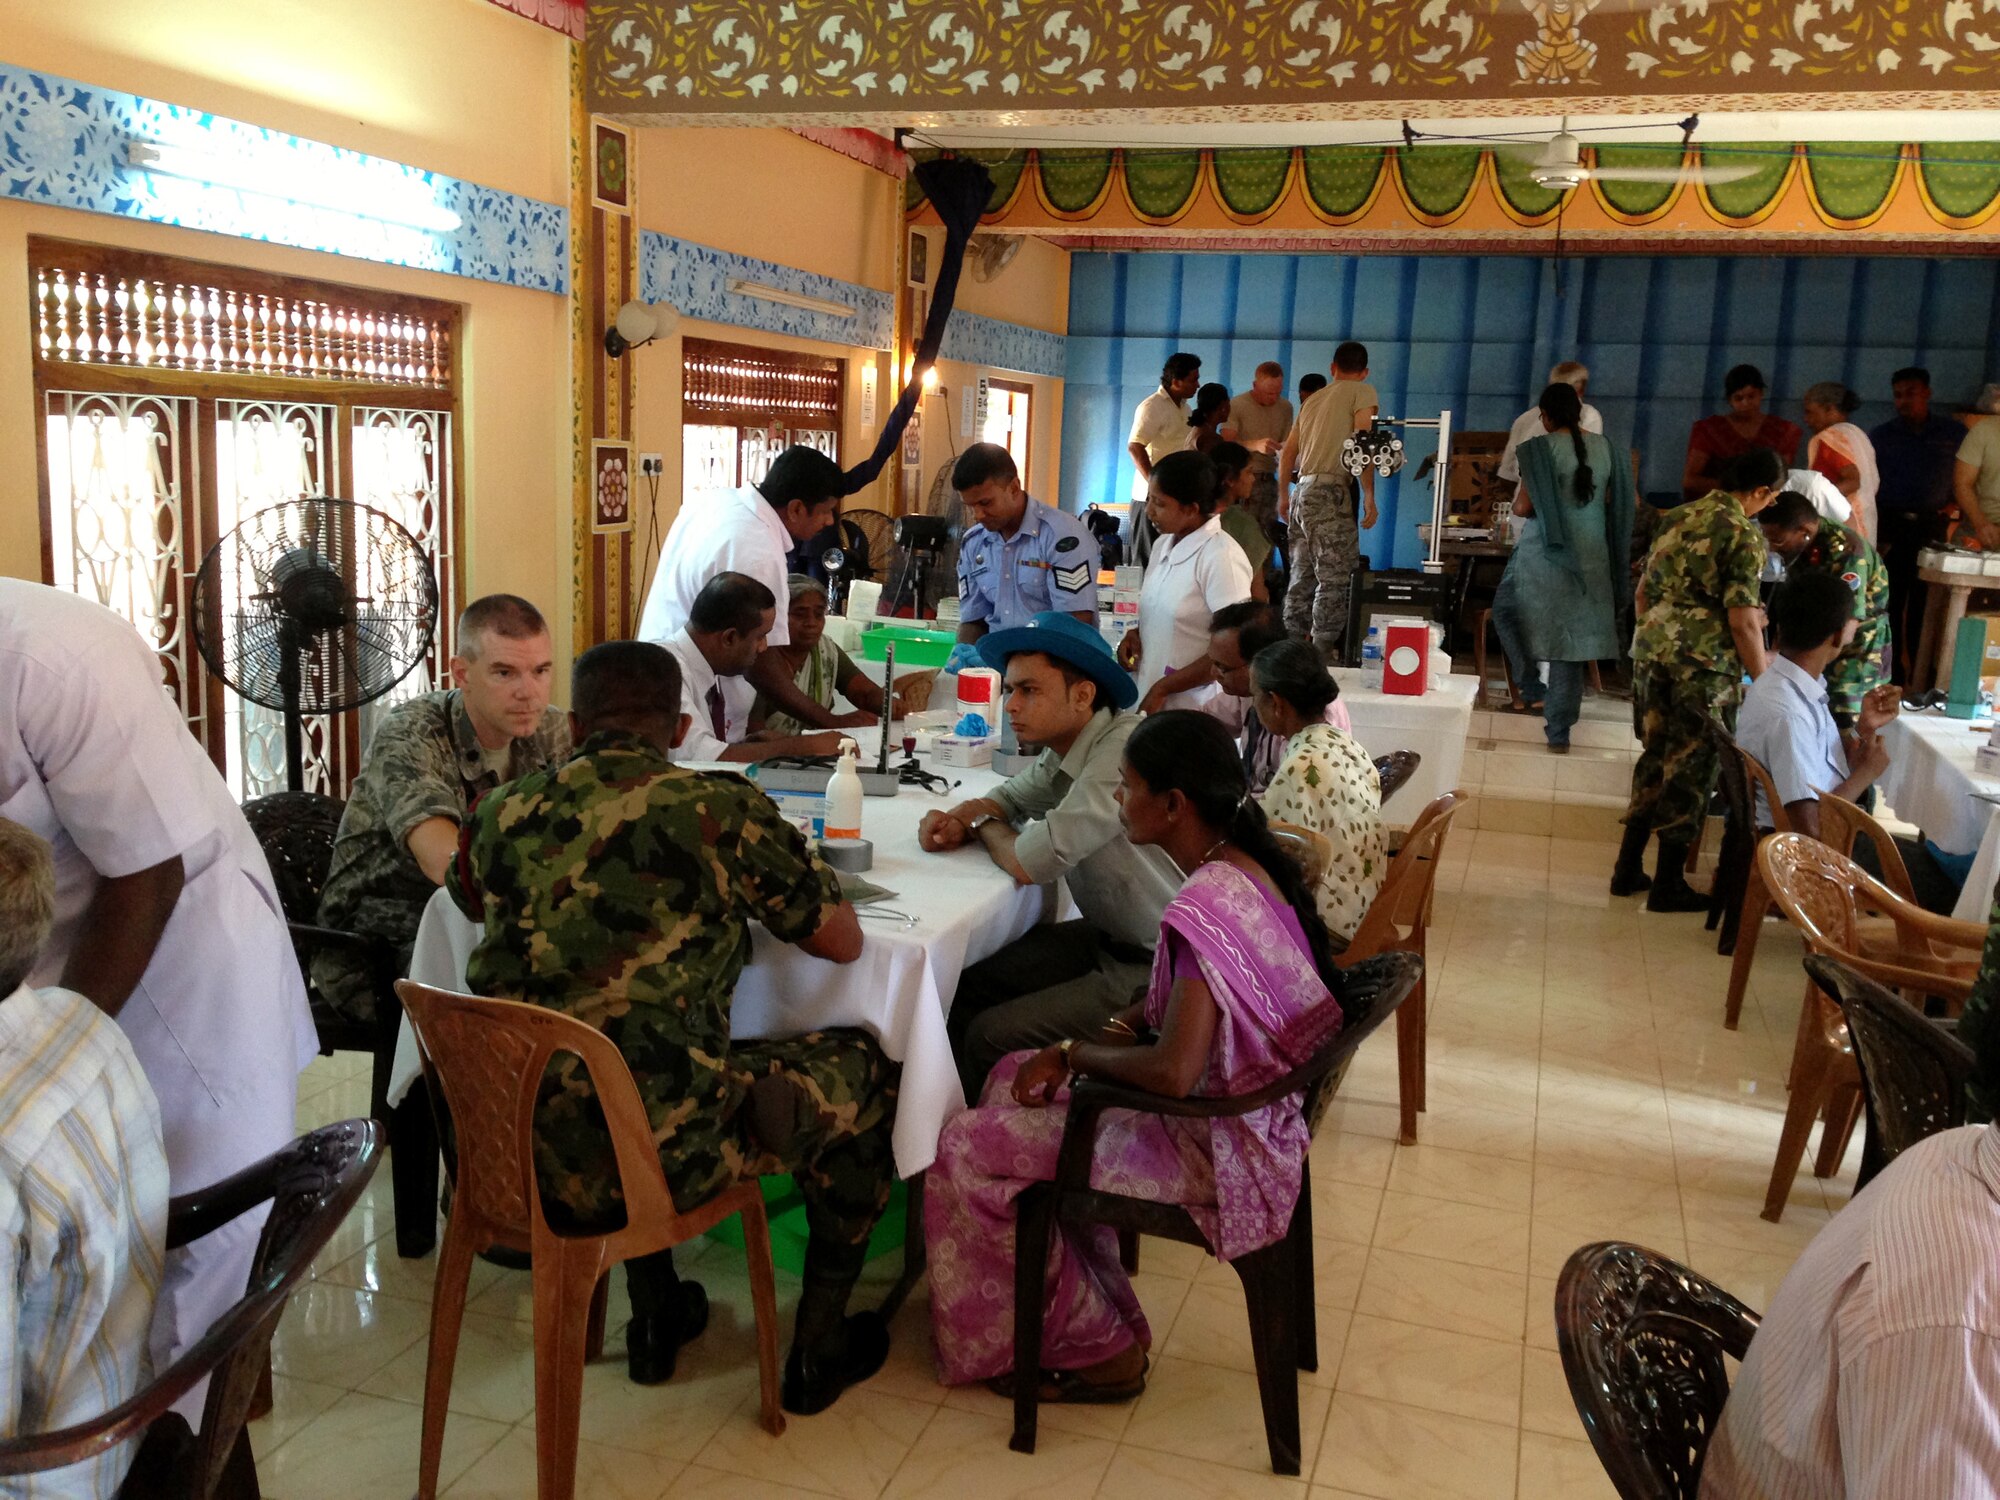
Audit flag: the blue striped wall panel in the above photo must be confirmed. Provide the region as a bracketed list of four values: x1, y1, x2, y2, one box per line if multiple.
[1062, 251, 2000, 570]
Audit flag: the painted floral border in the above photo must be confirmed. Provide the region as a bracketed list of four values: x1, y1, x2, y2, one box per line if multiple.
[639, 229, 896, 349]
[0, 62, 569, 294]
[939, 306, 1065, 380]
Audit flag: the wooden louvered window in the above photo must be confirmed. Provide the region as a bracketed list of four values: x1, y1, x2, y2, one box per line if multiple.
[29, 236, 463, 801]
[681, 337, 843, 505]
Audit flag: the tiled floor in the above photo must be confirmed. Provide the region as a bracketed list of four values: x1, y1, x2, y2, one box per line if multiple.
[258, 828, 1848, 1499]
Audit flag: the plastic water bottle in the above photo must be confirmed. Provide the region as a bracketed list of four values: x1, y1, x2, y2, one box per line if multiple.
[1360, 624, 1384, 690]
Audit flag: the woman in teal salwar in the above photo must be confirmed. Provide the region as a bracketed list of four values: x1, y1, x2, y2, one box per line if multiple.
[1490, 382, 1635, 751]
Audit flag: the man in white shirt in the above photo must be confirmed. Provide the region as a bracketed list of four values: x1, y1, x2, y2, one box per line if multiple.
[659, 574, 846, 764]
[638, 445, 857, 733]
[0, 818, 169, 1500]
[0, 581, 314, 1415]
[1496, 361, 1604, 502]
[1126, 352, 1202, 566]
[1733, 570, 1899, 837]
[1701, 1124, 2000, 1498]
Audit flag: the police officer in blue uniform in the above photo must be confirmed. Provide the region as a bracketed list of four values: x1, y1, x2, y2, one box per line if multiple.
[953, 443, 1100, 642]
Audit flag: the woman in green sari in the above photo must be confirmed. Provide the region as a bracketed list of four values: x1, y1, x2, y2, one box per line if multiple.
[1489, 383, 1634, 752]
[753, 575, 903, 735]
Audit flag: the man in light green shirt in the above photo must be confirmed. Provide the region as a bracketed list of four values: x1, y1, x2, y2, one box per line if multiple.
[1955, 415, 2000, 552]
[916, 613, 1179, 1101]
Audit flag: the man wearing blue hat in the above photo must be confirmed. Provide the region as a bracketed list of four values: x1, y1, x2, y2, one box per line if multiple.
[917, 612, 1181, 1102]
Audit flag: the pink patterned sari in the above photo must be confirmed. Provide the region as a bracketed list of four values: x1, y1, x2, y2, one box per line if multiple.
[926, 862, 1341, 1384]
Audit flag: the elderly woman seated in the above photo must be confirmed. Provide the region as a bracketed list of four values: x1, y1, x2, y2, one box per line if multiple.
[925, 710, 1345, 1404]
[1249, 639, 1387, 950]
[752, 575, 903, 735]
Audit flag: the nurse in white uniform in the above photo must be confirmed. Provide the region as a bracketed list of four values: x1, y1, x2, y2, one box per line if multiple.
[1117, 449, 1255, 716]
[0, 581, 316, 1396]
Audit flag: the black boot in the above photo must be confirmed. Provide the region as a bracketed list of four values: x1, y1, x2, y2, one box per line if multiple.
[1609, 818, 1652, 896]
[625, 1249, 708, 1386]
[783, 1237, 889, 1415]
[1645, 838, 1710, 914]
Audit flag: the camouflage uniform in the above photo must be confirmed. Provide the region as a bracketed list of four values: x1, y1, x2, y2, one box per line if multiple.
[1625, 491, 1768, 844]
[1284, 474, 1359, 656]
[314, 690, 569, 1023]
[1959, 879, 2000, 1124]
[1786, 520, 1889, 726]
[446, 728, 897, 1245]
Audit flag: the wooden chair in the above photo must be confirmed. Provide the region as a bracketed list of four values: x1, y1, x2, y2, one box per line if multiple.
[397, 982, 785, 1500]
[1805, 954, 1977, 1194]
[1814, 793, 1920, 907]
[1268, 821, 1332, 885]
[0, 1120, 382, 1500]
[1372, 751, 1421, 809]
[1711, 730, 1792, 1027]
[1009, 952, 1424, 1475]
[1555, 1241, 1761, 1500]
[242, 791, 439, 1257]
[1339, 792, 1465, 1145]
[1754, 836, 1983, 1221]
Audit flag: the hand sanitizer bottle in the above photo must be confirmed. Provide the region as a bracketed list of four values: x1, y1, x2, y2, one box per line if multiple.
[825, 738, 864, 840]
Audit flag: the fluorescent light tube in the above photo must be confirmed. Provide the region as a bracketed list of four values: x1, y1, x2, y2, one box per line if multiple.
[725, 277, 855, 319]
[125, 138, 464, 235]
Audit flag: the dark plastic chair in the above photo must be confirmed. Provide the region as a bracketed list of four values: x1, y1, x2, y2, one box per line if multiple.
[0, 1120, 382, 1500]
[1555, 1241, 1762, 1500]
[1373, 750, 1421, 809]
[1805, 953, 1976, 1194]
[1010, 952, 1425, 1475]
[1701, 714, 1762, 957]
[242, 791, 438, 1257]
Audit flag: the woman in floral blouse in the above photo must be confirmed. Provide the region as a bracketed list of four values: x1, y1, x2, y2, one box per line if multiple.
[1250, 639, 1386, 948]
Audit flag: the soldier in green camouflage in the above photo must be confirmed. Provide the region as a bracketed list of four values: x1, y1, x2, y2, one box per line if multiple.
[1959, 879, 2000, 1124]
[447, 638, 896, 1415]
[1612, 448, 1780, 911]
[315, 595, 569, 1023]
[1757, 489, 1891, 735]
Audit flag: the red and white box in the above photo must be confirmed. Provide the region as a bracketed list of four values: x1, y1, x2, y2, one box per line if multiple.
[1381, 620, 1430, 697]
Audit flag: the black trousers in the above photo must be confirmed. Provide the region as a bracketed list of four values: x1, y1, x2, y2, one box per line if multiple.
[1877, 507, 1950, 681]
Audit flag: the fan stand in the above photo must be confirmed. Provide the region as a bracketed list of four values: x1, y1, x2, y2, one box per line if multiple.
[278, 621, 309, 793]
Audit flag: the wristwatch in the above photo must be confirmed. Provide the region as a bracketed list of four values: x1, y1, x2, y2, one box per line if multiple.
[1056, 1038, 1078, 1074]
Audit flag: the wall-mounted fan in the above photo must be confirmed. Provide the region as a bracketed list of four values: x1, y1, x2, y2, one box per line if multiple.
[969, 232, 1023, 283]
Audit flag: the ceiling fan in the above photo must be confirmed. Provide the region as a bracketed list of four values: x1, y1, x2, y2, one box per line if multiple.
[1405, 116, 1760, 194]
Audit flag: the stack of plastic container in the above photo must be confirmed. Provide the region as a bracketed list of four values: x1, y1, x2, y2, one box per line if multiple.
[1100, 565, 1142, 650]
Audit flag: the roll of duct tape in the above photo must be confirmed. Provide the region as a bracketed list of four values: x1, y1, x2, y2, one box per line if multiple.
[820, 837, 874, 872]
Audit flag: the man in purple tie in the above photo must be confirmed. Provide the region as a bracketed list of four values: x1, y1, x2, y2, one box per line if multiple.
[657, 573, 848, 763]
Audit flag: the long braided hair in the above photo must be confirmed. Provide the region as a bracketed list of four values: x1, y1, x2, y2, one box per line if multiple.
[1122, 710, 1340, 993]
[1538, 381, 1594, 506]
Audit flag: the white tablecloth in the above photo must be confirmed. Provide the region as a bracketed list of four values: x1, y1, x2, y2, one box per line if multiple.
[1878, 711, 2000, 923]
[1330, 669, 1477, 819]
[387, 740, 1049, 1177]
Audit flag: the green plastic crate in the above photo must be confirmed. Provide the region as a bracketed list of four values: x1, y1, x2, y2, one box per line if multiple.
[703, 1176, 908, 1275]
[857, 623, 957, 669]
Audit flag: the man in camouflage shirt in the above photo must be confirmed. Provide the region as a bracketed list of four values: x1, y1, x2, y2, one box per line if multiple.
[1613, 450, 1779, 912]
[314, 595, 569, 1024]
[448, 639, 897, 1415]
[1758, 489, 1891, 739]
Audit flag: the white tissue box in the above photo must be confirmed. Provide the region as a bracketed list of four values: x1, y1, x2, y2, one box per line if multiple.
[935, 734, 994, 768]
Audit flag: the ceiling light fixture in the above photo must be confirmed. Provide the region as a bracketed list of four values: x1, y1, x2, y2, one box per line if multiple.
[124, 138, 464, 234]
[725, 277, 855, 319]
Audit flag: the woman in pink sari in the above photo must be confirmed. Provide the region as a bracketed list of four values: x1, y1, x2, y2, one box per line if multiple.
[926, 710, 1344, 1402]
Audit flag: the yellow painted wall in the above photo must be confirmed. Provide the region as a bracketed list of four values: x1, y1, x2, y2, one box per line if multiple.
[630, 125, 1073, 601]
[0, 0, 576, 660]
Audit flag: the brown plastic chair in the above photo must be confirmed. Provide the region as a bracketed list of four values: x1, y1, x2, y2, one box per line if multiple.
[1268, 821, 1333, 886]
[1754, 836, 1982, 1222]
[398, 981, 785, 1500]
[1717, 737, 1793, 1029]
[1339, 792, 1465, 1145]
[1010, 952, 1424, 1475]
[1372, 751, 1421, 809]
[1804, 954, 1976, 1194]
[0, 1120, 382, 1500]
[1814, 793, 1920, 907]
[1555, 1241, 1761, 1500]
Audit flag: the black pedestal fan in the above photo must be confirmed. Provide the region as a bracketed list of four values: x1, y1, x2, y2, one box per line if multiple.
[192, 498, 439, 791]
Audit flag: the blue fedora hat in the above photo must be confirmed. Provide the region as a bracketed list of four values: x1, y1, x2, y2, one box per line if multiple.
[976, 611, 1137, 711]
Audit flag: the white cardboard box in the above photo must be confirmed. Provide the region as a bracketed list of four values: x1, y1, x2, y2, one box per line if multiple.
[935, 735, 995, 768]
